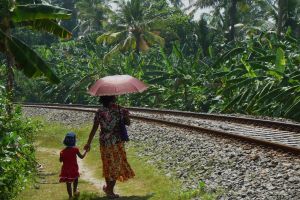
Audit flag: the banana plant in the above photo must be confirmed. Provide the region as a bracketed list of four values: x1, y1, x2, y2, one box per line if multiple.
[0, 0, 72, 112]
[212, 31, 300, 120]
[139, 43, 208, 111]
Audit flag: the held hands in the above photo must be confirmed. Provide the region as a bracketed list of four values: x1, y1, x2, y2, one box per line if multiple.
[84, 143, 91, 152]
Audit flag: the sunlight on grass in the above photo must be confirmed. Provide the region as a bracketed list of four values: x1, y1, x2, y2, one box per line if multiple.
[16, 150, 101, 200]
[17, 119, 184, 200]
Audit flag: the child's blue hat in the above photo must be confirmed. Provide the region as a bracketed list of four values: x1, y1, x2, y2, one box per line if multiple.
[63, 132, 76, 147]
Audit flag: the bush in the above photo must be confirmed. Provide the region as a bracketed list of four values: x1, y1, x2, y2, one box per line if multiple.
[0, 88, 38, 200]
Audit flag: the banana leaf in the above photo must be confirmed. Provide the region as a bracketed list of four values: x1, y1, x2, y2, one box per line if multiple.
[0, 30, 60, 83]
[12, 4, 71, 22]
[213, 47, 244, 68]
[21, 19, 72, 39]
[284, 96, 300, 120]
[275, 48, 286, 73]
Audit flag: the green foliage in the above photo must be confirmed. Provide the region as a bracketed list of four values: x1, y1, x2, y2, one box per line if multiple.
[96, 0, 170, 61]
[10, 0, 300, 122]
[0, 87, 39, 200]
[0, 0, 72, 87]
[213, 32, 300, 120]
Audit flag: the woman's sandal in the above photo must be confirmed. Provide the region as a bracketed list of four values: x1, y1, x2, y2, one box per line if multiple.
[74, 191, 80, 197]
[103, 185, 119, 199]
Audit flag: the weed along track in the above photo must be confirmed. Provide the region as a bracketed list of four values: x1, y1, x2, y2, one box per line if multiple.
[22, 104, 300, 199]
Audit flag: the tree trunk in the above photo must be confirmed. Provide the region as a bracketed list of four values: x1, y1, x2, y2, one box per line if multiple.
[135, 37, 140, 55]
[3, 22, 14, 115]
[228, 0, 237, 41]
[5, 55, 14, 115]
[277, 0, 286, 37]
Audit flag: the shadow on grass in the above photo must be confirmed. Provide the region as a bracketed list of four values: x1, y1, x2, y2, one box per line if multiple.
[78, 192, 154, 200]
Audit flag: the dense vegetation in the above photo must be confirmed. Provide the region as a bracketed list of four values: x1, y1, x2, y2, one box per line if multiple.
[0, 86, 38, 200]
[3, 0, 298, 121]
[0, 0, 70, 199]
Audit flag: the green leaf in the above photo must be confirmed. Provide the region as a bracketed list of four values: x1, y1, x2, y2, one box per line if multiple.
[21, 19, 72, 39]
[160, 47, 172, 72]
[213, 47, 244, 67]
[143, 31, 165, 47]
[0, 30, 60, 83]
[103, 43, 122, 63]
[12, 4, 72, 22]
[267, 70, 283, 80]
[275, 48, 286, 73]
[208, 45, 213, 58]
[171, 43, 182, 59]
[256, 87, 282, 104]
[121, 34, 135, 51]
[284, 96, 300, 119]
[96, 31, 126, 45]
[241, 58, 257, 78]
[252, 55, 276, 63]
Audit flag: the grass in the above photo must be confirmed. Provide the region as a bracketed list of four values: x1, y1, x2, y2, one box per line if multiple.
[16, 119, 181, 200]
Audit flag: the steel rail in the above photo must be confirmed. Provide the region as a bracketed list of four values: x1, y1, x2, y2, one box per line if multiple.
[20, 102, 300, 132]
[21, 103, 300, 155]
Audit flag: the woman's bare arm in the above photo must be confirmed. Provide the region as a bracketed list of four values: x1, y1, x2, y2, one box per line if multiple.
[84, 121, 99, 151]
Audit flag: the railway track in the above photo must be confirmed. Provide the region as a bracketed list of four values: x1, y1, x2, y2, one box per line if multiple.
[21, 103, 300, 155]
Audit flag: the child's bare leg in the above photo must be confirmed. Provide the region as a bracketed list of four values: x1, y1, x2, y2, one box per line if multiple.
[73, 178, 79, 196]
[66, 182, 72, 198]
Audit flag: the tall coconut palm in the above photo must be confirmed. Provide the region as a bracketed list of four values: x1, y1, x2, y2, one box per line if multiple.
[190, 0, 240, 41]
[0, 0, 72, 113]
[76, 0, 111, 35]
[96, 0, 166, 62]
[255, 0, 300, 37]
[276, 0, 299, 37]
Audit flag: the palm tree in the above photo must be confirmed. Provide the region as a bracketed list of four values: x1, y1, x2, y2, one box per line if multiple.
[0, 0, 72, 113]
[190, 0, 240, 41]
[76, 0, 111, 35]
[96, 0, 166, 61]
[256, 0, 300, 37]
[276, 0, 299, 37]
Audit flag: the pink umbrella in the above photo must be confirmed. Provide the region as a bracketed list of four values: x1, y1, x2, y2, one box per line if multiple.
[88, 75, 148, 96]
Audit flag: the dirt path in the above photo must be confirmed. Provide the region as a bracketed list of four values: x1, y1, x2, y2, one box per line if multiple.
[38, 147, 105, 191]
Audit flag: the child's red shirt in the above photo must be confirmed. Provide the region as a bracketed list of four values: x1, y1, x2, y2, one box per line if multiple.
[59, 147, 80, 182]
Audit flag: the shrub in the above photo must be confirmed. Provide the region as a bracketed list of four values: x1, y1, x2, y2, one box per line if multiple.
[0, 88, 38, 200]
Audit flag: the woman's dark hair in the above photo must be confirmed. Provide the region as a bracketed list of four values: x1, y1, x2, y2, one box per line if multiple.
[99, 96, 116, 107]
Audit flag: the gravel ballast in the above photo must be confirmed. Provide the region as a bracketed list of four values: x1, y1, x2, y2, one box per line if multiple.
[23, 107, 300, 200]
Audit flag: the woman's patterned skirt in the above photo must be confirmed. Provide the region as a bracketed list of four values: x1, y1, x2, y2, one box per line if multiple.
[100, 142, 135, 181]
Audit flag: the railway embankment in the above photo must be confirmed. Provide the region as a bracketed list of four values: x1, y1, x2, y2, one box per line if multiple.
[23, 107, 300, 200]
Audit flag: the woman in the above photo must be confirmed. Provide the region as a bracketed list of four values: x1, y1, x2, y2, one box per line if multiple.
[84, 96, 135, 198]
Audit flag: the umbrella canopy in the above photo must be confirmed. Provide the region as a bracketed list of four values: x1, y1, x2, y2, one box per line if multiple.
[88, 75, 148, 96]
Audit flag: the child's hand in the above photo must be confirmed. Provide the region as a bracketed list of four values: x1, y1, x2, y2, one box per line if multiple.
[84, 143, 91, 152]
[77, 150, 87, 159]
[83, 150, 87, 158]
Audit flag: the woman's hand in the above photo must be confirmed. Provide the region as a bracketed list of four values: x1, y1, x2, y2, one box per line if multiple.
[84, 143, 91, 152]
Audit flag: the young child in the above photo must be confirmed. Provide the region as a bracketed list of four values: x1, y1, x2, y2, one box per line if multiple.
[59, 132, 87, 199]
